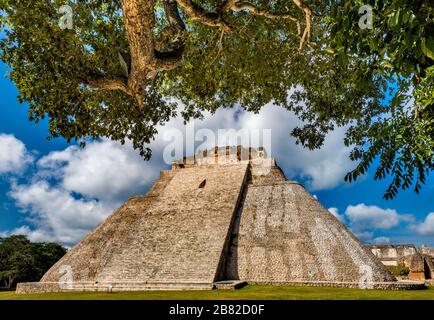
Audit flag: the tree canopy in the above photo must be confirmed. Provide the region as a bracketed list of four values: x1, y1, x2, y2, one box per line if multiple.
[0, 235, 66, 288]
[0, 0, 433, 199]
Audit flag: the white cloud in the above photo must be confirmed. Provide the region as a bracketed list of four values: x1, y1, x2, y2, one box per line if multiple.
[371, 236, 390, 245]
[37, 139, 163, 203]
[328, 207, 345, 223]
[2, 102, 357, 246]
[345, 203, 414, 230]
[8, 180, 115, 246]
[236, 105, 354, 190]
[138, 102, 354, 190]
[353, 231, 374, 241]
[169, 103, 355, 190]
[0, 133, 33, 174]
[412, 212, 434, 235]
[5, 137, 170, 246]
[0, 226, 57, 243]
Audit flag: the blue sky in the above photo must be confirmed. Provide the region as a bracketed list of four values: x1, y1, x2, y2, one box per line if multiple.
[0, 59, 433, 247]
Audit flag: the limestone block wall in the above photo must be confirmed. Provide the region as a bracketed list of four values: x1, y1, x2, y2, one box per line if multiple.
[420, 246, 434, 258]
[422, 255, 434, 279]
[41, 163, 248, 284]
[223, 168, 395, 283]
[368, 244, 433, 280]
[21, 147, 400, 293]
[369, 245, 418, 267]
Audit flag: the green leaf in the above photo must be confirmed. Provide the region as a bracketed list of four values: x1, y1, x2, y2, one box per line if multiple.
[381, 60, 394, 69]
[388, 10, 401, 28]
[408, 13, 417, 26]
[369, 38, 378, 51]
[421, 37, 434, 60]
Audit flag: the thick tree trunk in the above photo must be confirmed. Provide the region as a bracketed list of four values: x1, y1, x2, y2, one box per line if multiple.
[87, 0, 186, 109]
[121, 0, 157, 109]
[85, 0, 313, 108]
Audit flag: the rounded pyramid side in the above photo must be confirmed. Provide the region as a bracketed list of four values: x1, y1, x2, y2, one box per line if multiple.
[224, 181, 396, 283]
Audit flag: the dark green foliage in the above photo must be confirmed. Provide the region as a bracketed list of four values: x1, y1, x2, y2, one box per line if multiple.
[0, 235, 66, 288]
[387, 264, 411, 278]
[0, 0, 433, 198]
[327, 0, 434, 199]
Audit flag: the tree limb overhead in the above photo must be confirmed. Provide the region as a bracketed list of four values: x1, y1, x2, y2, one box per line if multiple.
[82, 0, 314, 108]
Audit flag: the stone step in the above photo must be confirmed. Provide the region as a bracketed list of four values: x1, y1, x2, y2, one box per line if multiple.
[214, 280, 248, 290]
[16, 281, 215, 294]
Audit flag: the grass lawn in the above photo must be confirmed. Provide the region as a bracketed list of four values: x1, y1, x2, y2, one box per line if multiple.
[0, 285, 433, 300]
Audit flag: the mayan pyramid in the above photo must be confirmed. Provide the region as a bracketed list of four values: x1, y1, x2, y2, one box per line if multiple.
[18, 146, 412, 293]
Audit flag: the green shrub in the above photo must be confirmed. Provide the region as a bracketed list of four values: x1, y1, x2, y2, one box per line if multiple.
[387, 264, 410, 277]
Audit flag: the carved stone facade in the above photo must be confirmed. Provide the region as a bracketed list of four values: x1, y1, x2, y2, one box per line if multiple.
[369, 245, 434, 281]
[17, 146, 426, 293]
[420, 245, 434, 258]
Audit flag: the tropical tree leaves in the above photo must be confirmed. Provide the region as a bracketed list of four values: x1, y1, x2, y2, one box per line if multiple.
[0, 235, 66, 288]
[326, 0, 434, 198]
[0, 0, 433, 199]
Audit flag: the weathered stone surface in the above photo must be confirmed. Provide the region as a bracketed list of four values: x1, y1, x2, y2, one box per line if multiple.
[370, 244, 418, 268]
[369, 244, 434, 281]
[222, 166, 395, 283]
[420, 245, 434, 258]
[16, 281, 214, 293]
[243, 280, 425, 290]
[213, 280, 247, 290]
[39, 162, 247, 285]
[422, 255, 434, 281]
[17, 146, 408, 293]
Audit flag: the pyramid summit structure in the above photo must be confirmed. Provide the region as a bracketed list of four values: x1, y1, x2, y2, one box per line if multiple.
[17, 146, 424, 293]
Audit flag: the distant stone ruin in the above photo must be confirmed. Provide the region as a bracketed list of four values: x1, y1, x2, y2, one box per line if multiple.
[16, 146, 425, 293]
[369, 244, 434, 282]
[420, 245, 434, 258]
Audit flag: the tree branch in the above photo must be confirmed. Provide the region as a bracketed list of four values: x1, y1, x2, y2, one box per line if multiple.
[83, 1, 188, 109]
[221, 0, 239, 12]
[155, 50, 184, 71]
[176, 0, 232, 32]
[291, 0, 312, 50]
[155, 0, 186, 71]
[85, 75, 130, 95]
[81, 0, 313, 111]
[230, 2, 298, 22]
[163, 0, 186, 33]
[227, 0, 312, 50]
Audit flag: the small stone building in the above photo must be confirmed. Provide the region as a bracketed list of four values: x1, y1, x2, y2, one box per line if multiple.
[369, 245, 434, 281]
[17, 146, 424, 293]
[420, 245, 434, 258]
